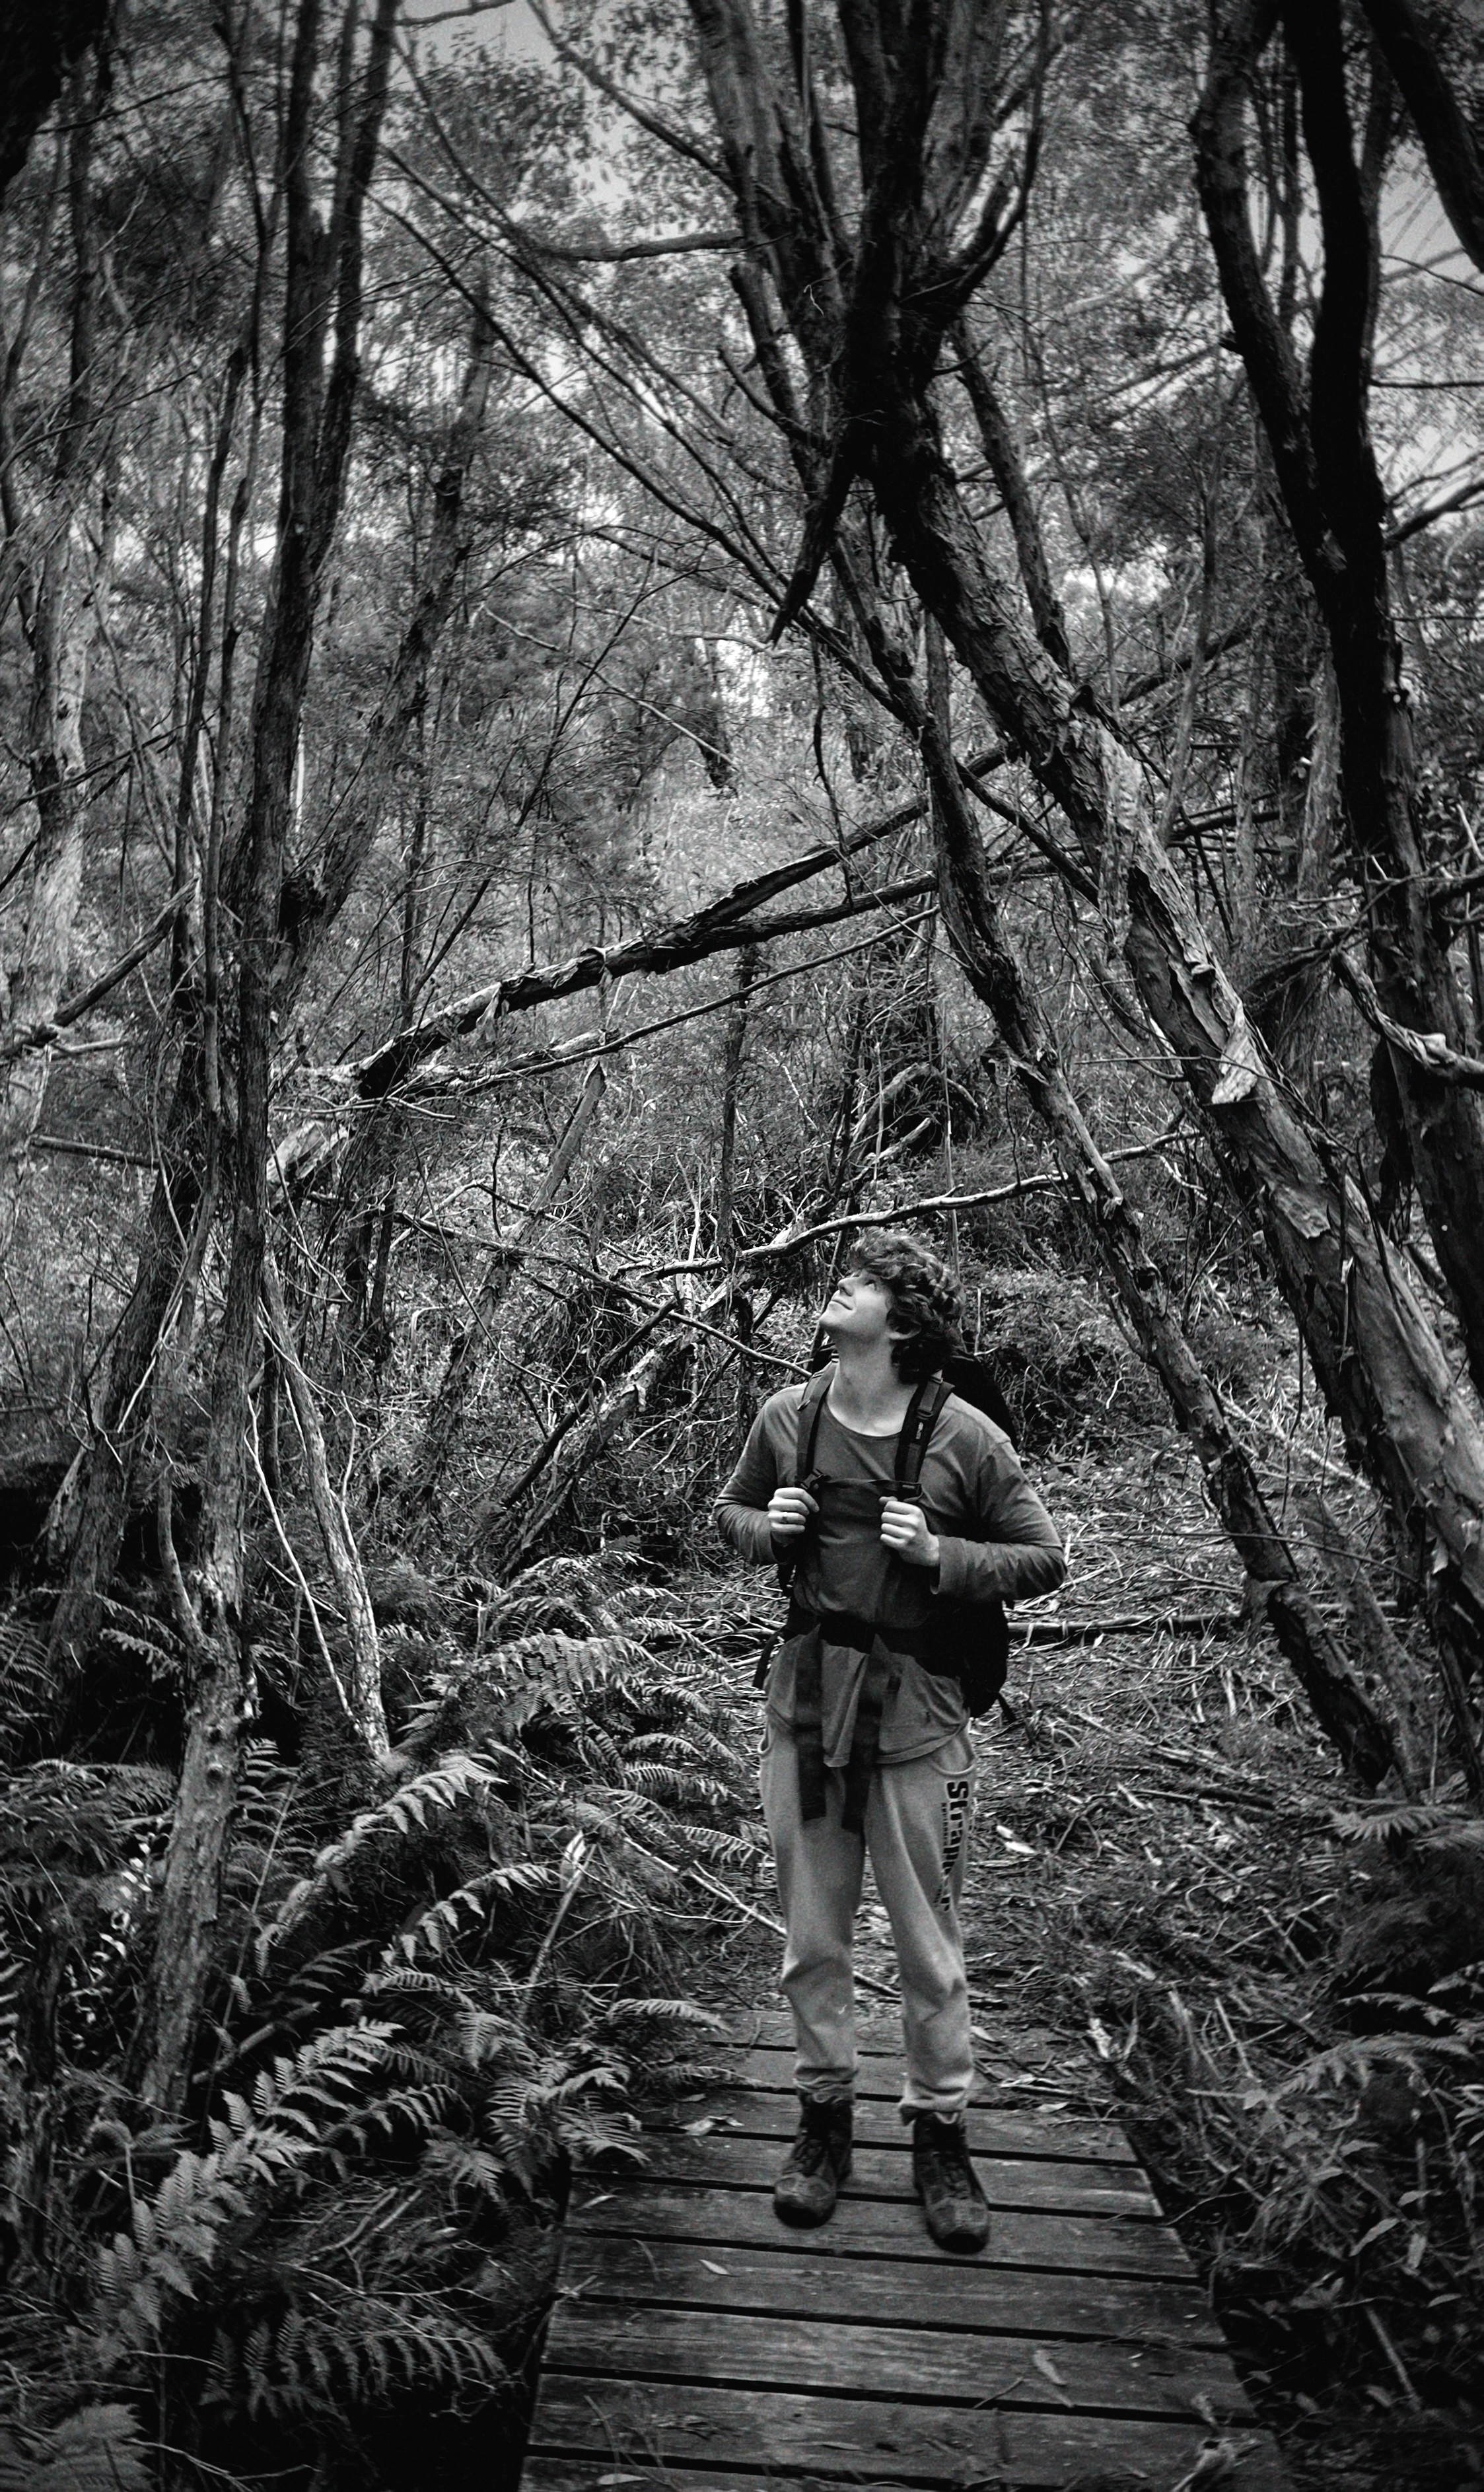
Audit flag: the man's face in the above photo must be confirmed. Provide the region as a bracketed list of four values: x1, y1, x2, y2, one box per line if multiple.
[822, 1265, 901, 1352]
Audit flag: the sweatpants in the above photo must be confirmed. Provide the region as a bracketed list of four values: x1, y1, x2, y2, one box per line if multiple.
[759, 1724, 976, 2121]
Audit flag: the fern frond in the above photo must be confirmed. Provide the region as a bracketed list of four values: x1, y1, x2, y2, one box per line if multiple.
[1267, 2027, 1482, 2102]
[260, 1754, 498, 1955]
[586, 1997, 728, 2035]
[236, 2295, 506, 2421]
[674, 1822, 765, 1868]
[478, 1632, 647, 1736]
[619, 1762, 732, 1808]
[0, 2405, 150, 2491]
[0, 1612, 55, 1769]
[388, 1860, 555, 1968]
[92, 2024, 398, 2355]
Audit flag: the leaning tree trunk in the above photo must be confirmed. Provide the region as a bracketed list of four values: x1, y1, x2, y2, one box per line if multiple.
[923, 610, 1401, 1786]
[402, 1057, 609, 1514]
[871, 405, 1484, 1678]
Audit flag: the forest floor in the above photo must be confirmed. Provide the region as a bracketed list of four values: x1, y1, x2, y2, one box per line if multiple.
[640, 1426, 1484, 2492]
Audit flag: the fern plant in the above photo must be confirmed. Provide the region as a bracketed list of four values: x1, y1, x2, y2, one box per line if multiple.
[0, 1545, 760, 2487]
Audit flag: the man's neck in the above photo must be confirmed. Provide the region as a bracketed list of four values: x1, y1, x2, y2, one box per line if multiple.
[827, 1339, 915, 1436]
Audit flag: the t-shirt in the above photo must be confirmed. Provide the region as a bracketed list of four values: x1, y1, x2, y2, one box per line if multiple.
[715, 1379, 1066, 1767]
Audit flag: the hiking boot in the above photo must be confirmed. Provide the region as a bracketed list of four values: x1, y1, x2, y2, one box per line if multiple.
[911, 2112, 991, 2252]
[772, 2096, 853, 2228]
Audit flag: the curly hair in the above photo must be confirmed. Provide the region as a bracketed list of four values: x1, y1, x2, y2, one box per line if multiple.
[842, 1230, 964, 1381]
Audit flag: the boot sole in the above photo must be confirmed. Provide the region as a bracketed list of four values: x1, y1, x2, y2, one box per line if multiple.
[772, 2193, 838, 2228]
[923, 2213, 991, 2254]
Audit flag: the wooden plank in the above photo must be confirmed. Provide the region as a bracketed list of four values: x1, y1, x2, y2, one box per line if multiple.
[544, 2302, 1254, 2421]
[614, 2133, 1160, 2216]
[525, 2028, 1287, 2492]
[524, 2466, 1287, 2492]
[568, 2184, 1196, 2279]
[721, 2046, 1115, 2126]
[522, 2378, 1290, 2489]
[666, 2083, 1133, 2164]
[725, 2010, 905, 2052]
[558, 2230, 1225, 2345]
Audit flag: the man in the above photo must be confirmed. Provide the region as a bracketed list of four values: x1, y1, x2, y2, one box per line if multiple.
[715, 1232, 1065, 2252]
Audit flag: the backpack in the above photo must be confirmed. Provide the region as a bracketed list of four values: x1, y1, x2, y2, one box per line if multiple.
[781, 1365, 1011, 1717]
[940, 1352, 1018, 1446]
[806, 1332, 1019, 1446]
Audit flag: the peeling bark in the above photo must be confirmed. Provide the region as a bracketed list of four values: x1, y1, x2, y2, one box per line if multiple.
[0, 61, 115, 1248]
[262, 1254, 388, 1758]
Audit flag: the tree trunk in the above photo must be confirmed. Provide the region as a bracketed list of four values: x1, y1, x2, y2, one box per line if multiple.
[133, 1581, 243, 2108]
[0, 0, 109, 205]
[481, 1328, 676, 1582]
[274, 287, 497, 1019]
[0, 67, 114, 1247]
[46, 1077, 209, 1689]
[135, 0, 399, 2116]
[715, 941, 758, 1261]
[716, 942, 760, 1450]
[1196, 2, 1484, 1402]
[916, 614, 1400, 1785]
[861, 382, 1484, 1678]
[949, 318, 1071, 674]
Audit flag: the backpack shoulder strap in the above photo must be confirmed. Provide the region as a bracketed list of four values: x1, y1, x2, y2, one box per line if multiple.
[792, 1363, 835, 1484]
[895, 1373, 953, 1493]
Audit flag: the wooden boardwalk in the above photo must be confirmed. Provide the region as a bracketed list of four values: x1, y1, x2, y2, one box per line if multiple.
[521, 2013, 1288, 2492]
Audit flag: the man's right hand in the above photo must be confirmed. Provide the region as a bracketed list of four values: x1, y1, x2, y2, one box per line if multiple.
[767, 1485, 818, 1544]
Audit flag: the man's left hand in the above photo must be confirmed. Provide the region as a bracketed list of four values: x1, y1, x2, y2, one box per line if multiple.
[879, 1496, 940, 1570]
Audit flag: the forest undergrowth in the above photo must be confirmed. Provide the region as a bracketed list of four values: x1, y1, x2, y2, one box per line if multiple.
[3, 1254, 1481, 2492]
[6, 1258, 1483, 2492]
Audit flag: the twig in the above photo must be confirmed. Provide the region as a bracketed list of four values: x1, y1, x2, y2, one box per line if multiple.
[28, 1132, 155, 1168]
[1335, 950, 1484, 1091]
[1014, 1608, 1244, 1646]
[1364, 2302, 1423, 2408]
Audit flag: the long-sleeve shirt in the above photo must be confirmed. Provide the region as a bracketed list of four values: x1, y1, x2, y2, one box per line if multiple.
[716, 1382, 1066, 1765]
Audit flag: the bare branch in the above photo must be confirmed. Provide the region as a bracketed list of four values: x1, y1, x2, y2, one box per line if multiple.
[0, 881, 194, 1063]
[1335, 952, 1484, 1090]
